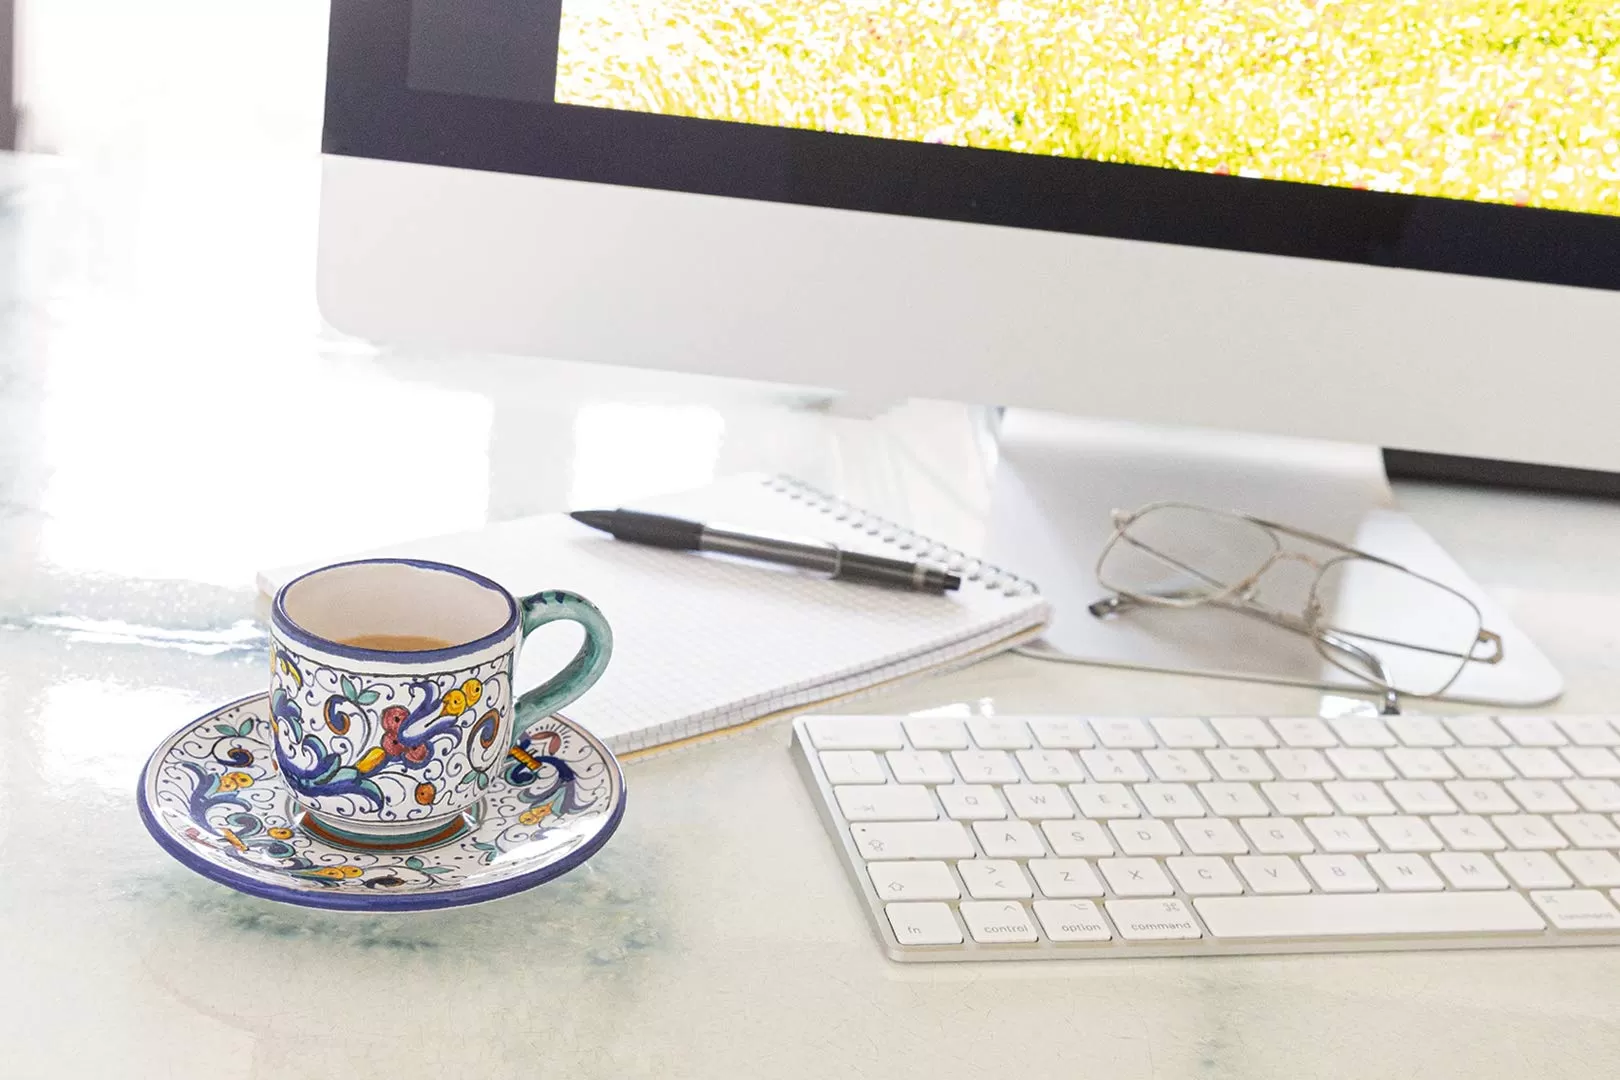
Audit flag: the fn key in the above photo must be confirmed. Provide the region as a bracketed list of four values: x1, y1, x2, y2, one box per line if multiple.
[887, 902, 963, 945]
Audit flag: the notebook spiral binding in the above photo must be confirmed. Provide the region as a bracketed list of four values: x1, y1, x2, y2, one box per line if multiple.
[765, 475, 1039, 597]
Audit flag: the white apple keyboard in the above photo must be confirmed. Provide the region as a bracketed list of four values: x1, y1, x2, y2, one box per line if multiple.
[791, 713, 1620, 961]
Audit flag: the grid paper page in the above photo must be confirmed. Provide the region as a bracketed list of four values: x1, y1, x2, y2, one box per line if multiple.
[258, 475, 1049, 752]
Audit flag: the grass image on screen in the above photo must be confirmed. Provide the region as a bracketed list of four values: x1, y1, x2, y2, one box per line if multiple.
[554, 1, 1620, 217]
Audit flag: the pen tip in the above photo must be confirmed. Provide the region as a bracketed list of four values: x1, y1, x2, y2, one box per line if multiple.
[569, 510, 615, 532]
[942, 574, 962, 591]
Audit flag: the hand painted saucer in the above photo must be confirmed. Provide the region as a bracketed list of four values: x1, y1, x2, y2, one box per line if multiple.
[137, 693, 625, 911]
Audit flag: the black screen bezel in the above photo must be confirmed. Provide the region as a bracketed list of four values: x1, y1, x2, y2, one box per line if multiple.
[325, 2, 1620, 293]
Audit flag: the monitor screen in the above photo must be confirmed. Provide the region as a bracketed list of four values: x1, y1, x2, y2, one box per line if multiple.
[553, 1, 1618, 219]
[331, 1, 1620, 291]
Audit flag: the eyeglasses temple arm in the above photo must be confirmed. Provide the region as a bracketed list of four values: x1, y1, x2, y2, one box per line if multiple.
[1091, 591, 1402, 714]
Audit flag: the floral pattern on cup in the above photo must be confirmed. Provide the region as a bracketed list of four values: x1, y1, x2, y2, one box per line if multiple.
[269, 646, 514, 825]
[139, 695, 623, 910]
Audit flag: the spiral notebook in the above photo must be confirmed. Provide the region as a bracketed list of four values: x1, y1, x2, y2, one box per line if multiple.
[256, 474, 1049, 755]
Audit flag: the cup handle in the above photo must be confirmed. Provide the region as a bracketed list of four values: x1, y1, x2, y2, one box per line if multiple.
[511, 590, 613, 745]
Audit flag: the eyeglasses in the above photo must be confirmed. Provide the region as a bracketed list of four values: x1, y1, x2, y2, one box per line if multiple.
[1090, 502, 1503, 708]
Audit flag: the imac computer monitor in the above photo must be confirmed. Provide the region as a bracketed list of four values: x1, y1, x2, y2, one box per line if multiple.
[319, 1, 1620, 474]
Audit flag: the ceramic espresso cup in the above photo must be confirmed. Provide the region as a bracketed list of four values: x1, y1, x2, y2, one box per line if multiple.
[267, 558, 612, 849]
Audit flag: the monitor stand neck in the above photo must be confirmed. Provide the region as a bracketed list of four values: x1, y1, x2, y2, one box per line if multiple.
[982, 407, 1561, 710]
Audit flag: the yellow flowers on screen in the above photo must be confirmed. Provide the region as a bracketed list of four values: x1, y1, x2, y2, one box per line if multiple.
[557, 0, 1620, 215]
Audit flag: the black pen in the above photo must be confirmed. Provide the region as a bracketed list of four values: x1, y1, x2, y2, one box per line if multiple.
[569, 509, 961, 594]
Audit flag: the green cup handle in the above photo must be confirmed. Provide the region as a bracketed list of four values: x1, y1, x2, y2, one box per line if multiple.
[512, 590, 613, 743]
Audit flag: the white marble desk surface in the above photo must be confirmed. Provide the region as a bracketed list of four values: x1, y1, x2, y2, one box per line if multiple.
[3, 155, 1619, 1079]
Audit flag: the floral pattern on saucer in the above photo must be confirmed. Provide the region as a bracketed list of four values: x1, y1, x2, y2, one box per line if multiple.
[138, 693, 625, 911]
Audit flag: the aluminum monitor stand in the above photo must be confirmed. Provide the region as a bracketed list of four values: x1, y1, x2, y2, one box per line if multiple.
[983, 408, 1562, 708]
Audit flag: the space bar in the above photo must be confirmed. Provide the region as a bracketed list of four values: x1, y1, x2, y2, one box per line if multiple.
[1195, 893, 1546, 939]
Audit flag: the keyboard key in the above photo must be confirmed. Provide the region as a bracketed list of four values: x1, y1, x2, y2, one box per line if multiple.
[1266, 749, 1335, 781]
[1150, 717, 1218, 749]
[1003, 784, 1074, 820]
[936, 784, 1007, 820]
[1176, 818, 1248, 855]
[807, 717, 904, 750]
[1558, 850, 1620, 888]
[1109, 818, 1182, 856]
[1432, 851, 1510, 890]
[902, 716, 969, 750]
[1070, 783, 1141, 819]
[1261, 781, 1333, 816]
[951, 749, 1020, 784]
[1099, 858, 1175, 897]
[1034, 899, 1114, 942]
[1168, 856, 1245, 895]
[1556, 718, 1620, 748]
[1506, 780, 1577, 814]
[1387, 748, 1456, 780]
[1234, 855, 1311, 894]
[1042, 819, 1115, 858]
[1387, 716, 1454, 747]
[1531, 889, 1620, 931]
[1368, 853, 1443, 891]
[885, 750, 955, 785]
[1497, 851, 1573, 890]
[1367, 815, 1443, 853]
[886, 902, 963, 945]
[1554, 814, 1620, 849]
[1205, 749, 1274, 782]
[1106, 898, 1203, 940]
[1302, 854, 1378, 893]
[1028, 717, 1095, 749]
[959, 901, 1039, 943]
[867, 861, 960, 901]
[1328, 749, 1397, 781]
[1500, 716, 1566, 747]
[1430, 815, 1506, 851]
[819, 750, 886, 784]
[1197, 892, 1544, 939]
[1241, 818, 1315, 855]
[1566, 779, 1620, 812]
[1561, 748, 1620, 779]
[1328, 716, 1396, 748]
[1324, 781, 1396, 816]
[1444, 716, 1512, 747]
[1306, 816, 1381, 854]
[1493, 815, 1568, 851]
[1015, 748, 1085, 783]
[967, 717, 1032, 750]
[1211, 717, 1278, 748]
[851, 821, 974, 860]
[1504, 748, 1573, 780]
[1385, 781, 1458, 815]
[1446, 748, 1515, 780]
[1134, 782, 1203, 818]
[1271, 717, 1338, 748]
[1198, 782, 1270, 817]
[1447, 780, 1517, 815]
[1080, 749, 1150, 783]
[973, 819, 1047, 858]
[835, 785, 937, 821]
[1093, 717, 1156, 749]
[1143, 750, 1211, 782]
[1028, 858, 1105, 898]
[958, 859, 1034, 899]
